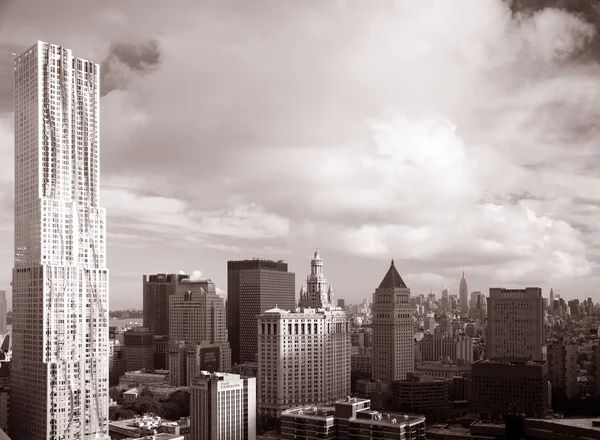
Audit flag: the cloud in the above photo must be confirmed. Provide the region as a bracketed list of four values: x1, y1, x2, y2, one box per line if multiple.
[100, 40, 162, 96]
[1, 0, 600, 305]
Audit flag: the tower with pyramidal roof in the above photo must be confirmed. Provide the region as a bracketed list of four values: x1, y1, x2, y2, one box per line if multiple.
[372, 260, 414, 382]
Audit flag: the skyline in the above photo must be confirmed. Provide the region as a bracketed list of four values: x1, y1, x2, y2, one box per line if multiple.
[2, 0, 600, 308]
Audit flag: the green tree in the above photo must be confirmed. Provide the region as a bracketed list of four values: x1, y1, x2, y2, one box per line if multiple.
[109, 406, 136, 421]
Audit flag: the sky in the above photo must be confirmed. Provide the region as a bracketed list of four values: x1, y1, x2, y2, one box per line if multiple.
[1, 0, 600, 309]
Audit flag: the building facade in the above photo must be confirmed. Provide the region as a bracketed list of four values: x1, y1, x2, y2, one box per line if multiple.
[547, 338, 578, 398]
[227, 259, 293, 365]
[258, 306, 352, 417]
[0, 292, 6, 335]
[391, 373, 451, 417]
[123, 327, 154, 372]
[470, 359, 549, 419]
[372, 260, 414, 383]
[190, 371, 256, 440]
[11, 41, 109, 440]
[281, 397, 426, 440]
[486, 287, 546, 361]
[168, 277, 231, 385]
[416, 334, 473, 364]
[143, 273, 190, 338]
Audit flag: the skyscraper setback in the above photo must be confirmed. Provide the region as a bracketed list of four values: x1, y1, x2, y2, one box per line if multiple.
[227, 259, 295, 364]
[11, 42, 109, 439]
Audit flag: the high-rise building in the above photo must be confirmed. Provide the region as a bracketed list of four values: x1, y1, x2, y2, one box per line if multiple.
[0, 291, 6, 335]
[227, 259, 294, 365]
[372, 260, 414, 382]
[459, 270, 468, 313]
[257, 253, 351, 417]
[168, 277, 231, 385]
[143, 273, 190, 337]
[122, 327, 154, 372]
[190, 371, 256, 440]
[11, 41, 109, 440]
[415, 334, 473, 364]
[547, 338, 578, 398]
[548, 287, 555, 314]
[486, 287, 546, 361]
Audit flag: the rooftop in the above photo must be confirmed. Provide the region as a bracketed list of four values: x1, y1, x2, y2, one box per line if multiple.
[378, 260, 408, 290]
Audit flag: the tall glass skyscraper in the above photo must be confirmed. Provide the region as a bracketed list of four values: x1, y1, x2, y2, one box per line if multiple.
[11, 41, 109, 440]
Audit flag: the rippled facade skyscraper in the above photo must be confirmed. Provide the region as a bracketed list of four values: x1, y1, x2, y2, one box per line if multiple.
[11, 41, 109, 440]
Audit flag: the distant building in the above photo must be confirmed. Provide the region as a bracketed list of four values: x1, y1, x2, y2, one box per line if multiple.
[109, 339, 128, 386]
[0, 363, 9, 433]
[281, 397, 426, 440]
[487, 287, 546, 361]
[123, 327, 154, 372]
[143, 273, 190, 337]
[459, 271, 469, 313]
[415, 334, 473, 364]
[547, 338, 578, 398]
[168, 276, 231, 384]
[337, 299, 345, 309]
[351, 348, 373, 376]
[190, 371, 256, 440]
[227, 259, 294, 365]
[415, 363, 471, 379]
[169, 341, 230, 387]
[372, 260, 414, 383]
[391, 373, 451, 417]
[471, 359, 549, 419]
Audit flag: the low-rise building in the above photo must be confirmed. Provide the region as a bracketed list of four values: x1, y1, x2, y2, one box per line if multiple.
[281, 397, 426, 440]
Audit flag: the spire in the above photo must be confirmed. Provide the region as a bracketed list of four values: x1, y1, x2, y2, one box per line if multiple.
[462, 267, 465, 278]
[378, 260, 407, 289]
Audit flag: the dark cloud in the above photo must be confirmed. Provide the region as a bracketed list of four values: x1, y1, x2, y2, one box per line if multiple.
[511, 0, 600, 60]
[100, 40, 162, 97]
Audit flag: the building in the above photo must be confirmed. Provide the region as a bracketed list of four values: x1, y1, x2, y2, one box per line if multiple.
[11, 41, 109, 440]
[298, 247, 335, 309]
[416, 334, 473, 364]
[227, 259, 294, 365]
[486, 287, 546, 361]
[470, 359, 549, 419]
[257, 303, 352, 417]
[547, 338, 578, 398]
[153, 334, 168, 370]
[281, 397, 426, 440]
[143, 273, 190, 344]
[337, 299, 345, 309]
[169, 341, 230, 387]
[109, 339, 128, 386]
[168, 276, 231, 385]
[0, 363, 9, 434]
[190, 371, 256, 440]
[123, 327, 154, 372]
[351, 348, 373, 376]
[414, 363, 471, 379]
[372, 260, 414, 382]
[459, 270, 469, 313]
[391, 373, 451, 417]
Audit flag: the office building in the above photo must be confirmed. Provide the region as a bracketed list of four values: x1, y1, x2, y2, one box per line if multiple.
[391, 373, 451, 417]
[0, 363, 9, 434]
[281, 397, 426, 440]
[416, 334, 473, 364]
[258, 283, 352, 417]
[337, 299, 345, 309]
[109, 339, 127, 387]
[143, 273, 190, 338]
[486, 287, 546, 361]
[471, 359, 549, 419]
[459, 270, 468, 313]
[227, 259, 294, 365]
[123, 327, 154, 372]
[11, 41, 109, 440]
[372, 260, 414, 382]
[169, 340, 230, 387]
[168, 277, 231, 385]
[547, 338, 578, 398]
[190, 371, 256, 440]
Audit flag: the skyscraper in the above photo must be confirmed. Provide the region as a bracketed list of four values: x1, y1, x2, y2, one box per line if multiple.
[299, 247, 334, 308]
[143, 273, 190, 336]
[372, 260, 414, 382]
[486, 287, 546, 361]
[459, 270, 468, 313]
[12, 42, 109, 439]
[0, 291, 6, 335]
[227, 259, 295, 365]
